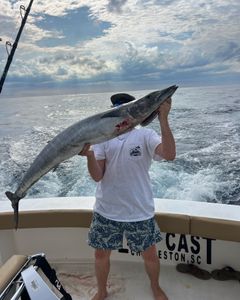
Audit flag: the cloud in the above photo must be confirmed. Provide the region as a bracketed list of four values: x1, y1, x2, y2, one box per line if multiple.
[107, 0, 128, 13]
[9, 50, 119, 82]
[0, 0, 240, 95]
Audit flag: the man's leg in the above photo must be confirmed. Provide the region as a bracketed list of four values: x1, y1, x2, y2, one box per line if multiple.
[92, 249, 111, 300]
[142, 245, 168, 300]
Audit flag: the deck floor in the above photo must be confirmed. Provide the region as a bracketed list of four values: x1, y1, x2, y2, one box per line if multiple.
[54, 261, 240, 300]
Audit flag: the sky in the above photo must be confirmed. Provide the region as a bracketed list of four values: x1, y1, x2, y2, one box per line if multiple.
[0, 0, 239, 96]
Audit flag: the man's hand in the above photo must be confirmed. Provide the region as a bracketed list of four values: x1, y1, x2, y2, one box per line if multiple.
[78, 143, 93, 157]
[158, 97, 172, 120]
[79, 143, 105, 182]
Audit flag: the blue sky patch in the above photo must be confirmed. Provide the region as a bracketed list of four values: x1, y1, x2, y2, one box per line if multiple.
[175, 31, 194, 41]
[36, 6, 112, 47]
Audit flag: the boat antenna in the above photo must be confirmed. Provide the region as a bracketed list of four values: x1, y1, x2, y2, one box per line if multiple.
[0, 0, 34, 94]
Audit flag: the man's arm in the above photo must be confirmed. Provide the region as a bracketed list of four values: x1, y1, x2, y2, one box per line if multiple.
[155, 98, 176, 161]
[79, 144, 105, 182]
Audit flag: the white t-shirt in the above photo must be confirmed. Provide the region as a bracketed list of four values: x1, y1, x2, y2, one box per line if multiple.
[92, 127, 162, 222]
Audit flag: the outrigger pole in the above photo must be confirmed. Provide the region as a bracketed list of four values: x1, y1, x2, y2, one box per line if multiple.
[0, 0, 34, 94]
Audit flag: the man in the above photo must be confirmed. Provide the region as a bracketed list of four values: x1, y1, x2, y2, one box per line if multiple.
[80, 92, 176, 300]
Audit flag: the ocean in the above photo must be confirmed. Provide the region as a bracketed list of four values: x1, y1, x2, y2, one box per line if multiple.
[0, 85, 239, 205]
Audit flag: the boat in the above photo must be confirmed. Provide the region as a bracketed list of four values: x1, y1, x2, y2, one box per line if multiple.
[0, 196, 240, 299]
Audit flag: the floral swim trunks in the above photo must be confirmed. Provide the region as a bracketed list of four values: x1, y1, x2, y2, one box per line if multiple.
[88, 212, 162, 253]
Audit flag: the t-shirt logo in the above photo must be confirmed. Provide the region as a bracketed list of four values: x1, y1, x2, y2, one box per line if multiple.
[129, 146, 142, 157]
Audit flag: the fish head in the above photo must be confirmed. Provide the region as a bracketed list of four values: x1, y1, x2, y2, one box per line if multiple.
[127, 85, 178, 122]
[100, 85, 178, 135]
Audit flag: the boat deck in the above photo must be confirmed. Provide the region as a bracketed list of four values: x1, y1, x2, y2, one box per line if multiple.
[55, 261, 240, 300]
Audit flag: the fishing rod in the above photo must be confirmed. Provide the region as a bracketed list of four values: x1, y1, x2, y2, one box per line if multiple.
[0, 0, 34, 94]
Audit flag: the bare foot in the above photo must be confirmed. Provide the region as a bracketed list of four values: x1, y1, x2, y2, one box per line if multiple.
[151, 285, 168, 300]
[91, 291, 108, 300]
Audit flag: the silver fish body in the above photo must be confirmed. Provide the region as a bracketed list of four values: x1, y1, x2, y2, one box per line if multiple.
[6, 85, 178, 228]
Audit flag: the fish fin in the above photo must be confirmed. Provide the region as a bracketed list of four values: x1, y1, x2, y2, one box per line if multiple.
[52, 164, 59, 172]
[140, 110, 159, 126]
[5, 191, 21, 230]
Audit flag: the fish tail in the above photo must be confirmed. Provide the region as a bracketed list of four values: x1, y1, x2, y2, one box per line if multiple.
[5, 191, 21, 230]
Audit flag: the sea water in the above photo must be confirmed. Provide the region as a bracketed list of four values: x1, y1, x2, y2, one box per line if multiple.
[0, 85, 239, 205]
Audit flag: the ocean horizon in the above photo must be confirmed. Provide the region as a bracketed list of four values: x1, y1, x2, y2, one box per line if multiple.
[0, 84, 239, 205]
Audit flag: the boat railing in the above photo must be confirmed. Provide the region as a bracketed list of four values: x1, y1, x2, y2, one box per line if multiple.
[0, 208, 239, 242]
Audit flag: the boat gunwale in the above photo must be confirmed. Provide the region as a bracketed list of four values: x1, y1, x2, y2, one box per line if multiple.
[0, 197, 240, 242]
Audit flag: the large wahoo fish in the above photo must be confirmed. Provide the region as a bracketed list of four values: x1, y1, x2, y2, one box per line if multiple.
[6, 85, 178, 228]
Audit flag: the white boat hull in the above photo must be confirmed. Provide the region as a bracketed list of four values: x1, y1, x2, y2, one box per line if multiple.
[0, 197, 240, 299]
